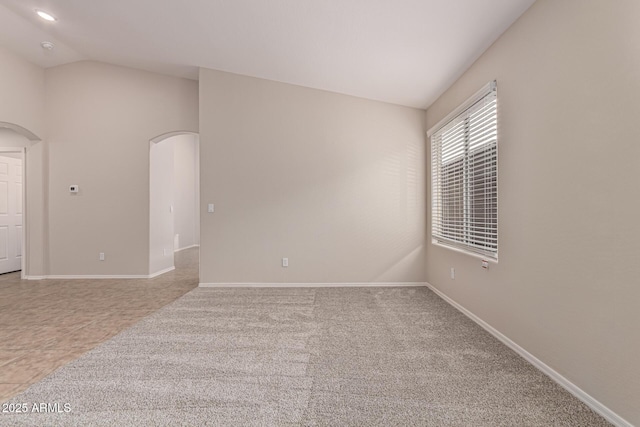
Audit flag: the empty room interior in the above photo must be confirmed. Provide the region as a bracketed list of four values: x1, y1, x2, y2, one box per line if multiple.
[0, 0, 638, 425]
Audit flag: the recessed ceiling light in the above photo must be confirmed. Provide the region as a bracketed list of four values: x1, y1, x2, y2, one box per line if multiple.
[36, 10, 56, 22]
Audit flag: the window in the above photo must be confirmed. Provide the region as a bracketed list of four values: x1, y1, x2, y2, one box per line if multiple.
[429, 81, 498, 259]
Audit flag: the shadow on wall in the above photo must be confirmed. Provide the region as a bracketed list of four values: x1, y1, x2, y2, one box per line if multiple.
[0, 122, 41, 143]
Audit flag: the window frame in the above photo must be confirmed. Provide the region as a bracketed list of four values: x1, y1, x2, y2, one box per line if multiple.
[428, 81, 498, 261]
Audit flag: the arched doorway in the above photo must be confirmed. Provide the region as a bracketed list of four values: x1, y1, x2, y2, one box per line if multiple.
[0, 121, 42, 279]
[149, 131, 199, 277]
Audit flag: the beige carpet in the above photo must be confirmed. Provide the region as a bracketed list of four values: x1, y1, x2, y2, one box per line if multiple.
[0, 287, 609, 426]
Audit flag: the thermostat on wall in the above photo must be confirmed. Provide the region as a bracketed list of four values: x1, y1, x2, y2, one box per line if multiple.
[69, 185, 79, 193]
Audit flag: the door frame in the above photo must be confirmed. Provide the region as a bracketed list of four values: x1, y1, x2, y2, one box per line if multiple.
[0, 121, 41, 279]
[0, 147, 27, 278]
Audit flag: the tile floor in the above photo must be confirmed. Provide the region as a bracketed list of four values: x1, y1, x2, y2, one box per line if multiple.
[0, 248, 199, 402]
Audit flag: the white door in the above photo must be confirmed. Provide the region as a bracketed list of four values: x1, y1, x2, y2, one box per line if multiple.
[0, 155, 23, 274]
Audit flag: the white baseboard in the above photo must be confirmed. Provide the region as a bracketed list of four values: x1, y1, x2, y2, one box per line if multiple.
[174, 244, 199, 253]
[424, 282, 632, 427]
[34, 267, 176, 280]
[148, 266, 176, 278]
[44, 274, 150, 279]
[199, 282, 427, 288]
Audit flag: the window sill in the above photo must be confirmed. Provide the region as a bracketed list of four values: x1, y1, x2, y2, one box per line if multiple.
[431, 240, 498, 264]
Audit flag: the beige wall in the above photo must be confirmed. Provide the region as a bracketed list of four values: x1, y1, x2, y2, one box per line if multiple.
[0, 46, 47, 277]
[45, 61, 198, 275]
[199, 68, 426, 284]
[425, 0, 640, 424]
[0, 46, 45, 137]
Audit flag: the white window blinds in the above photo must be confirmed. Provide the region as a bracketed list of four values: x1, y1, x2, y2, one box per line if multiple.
[430, 81, 498, 259]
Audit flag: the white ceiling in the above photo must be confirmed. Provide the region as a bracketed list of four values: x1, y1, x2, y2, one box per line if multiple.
[0, 0, 535, 109]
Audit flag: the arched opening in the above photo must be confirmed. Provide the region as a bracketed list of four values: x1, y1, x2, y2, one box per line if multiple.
[0, 122, 41, 142]
[0, 122, 42, 279]
[149, 131, 199, 278]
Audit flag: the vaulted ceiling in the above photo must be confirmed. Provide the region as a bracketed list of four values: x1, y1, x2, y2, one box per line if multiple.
[0, 0, 535, 108]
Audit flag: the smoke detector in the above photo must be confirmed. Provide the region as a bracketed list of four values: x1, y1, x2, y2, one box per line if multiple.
[41, 41, 55, 51]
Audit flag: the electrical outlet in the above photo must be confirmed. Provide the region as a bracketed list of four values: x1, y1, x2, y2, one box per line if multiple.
[163, 248, 168, 256]
[450, 267, 455, 279]
[282, 258, 288, 267]
[99, 252, 105, 261]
